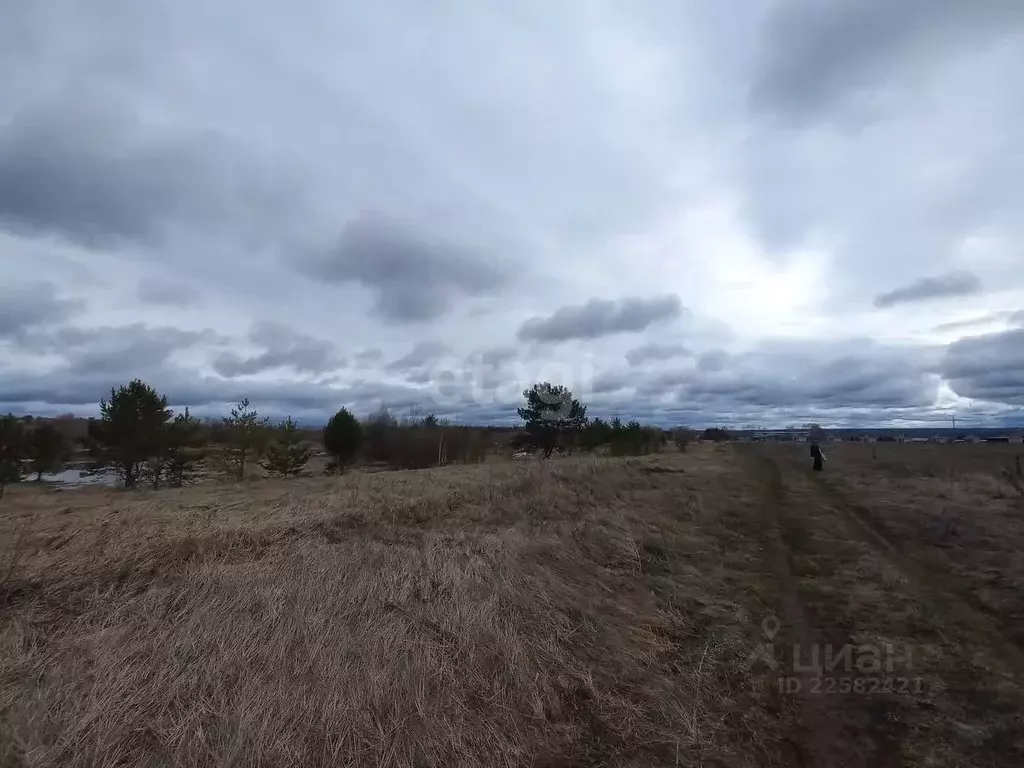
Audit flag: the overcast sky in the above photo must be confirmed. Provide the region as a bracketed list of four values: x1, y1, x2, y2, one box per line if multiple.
[2, 0, 1022, 428]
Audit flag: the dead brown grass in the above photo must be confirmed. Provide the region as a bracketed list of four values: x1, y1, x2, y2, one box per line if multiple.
[8, 442, 1023, 766]
[818, 442, 1024, 649]
[0, 448, 784, 768]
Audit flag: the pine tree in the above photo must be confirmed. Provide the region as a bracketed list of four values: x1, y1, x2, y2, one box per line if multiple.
[260, 416, 311, 477]
[26, 423, 68, 481]
[323, 407, 362, 473]
[222, 398, 270, 481]
[87, 380, 172, 489]
[517, 383, 587, 458]
[164, 408, 206, 487]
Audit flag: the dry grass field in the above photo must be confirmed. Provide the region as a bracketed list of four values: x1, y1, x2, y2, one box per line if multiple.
[2, 442, 1024, 766]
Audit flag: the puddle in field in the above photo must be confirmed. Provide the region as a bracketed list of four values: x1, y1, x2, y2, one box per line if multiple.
[38, 468, 121, 488]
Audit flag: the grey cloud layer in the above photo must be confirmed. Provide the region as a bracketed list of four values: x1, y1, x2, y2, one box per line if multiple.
[19, 324, 226, 373]
[0, 322, 1018, 426]
[304, 214, 510, 323]
[0, 282, 82, 339]
[942, 329, 1024, 405]
[518, 295, 684, 343]
[137, 277, 199, 307]
[212, 322, 343, 377]
[873, 271, 983, 308]
[625, 342, 691, 366]
[0, 98, 302, 252]
[1, 1, 1022, 427]
[385, 341, 453, 373]
[751, 0, 1024, 119]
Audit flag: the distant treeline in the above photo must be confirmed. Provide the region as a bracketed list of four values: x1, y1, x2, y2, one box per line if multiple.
[0, 378, 731, 495]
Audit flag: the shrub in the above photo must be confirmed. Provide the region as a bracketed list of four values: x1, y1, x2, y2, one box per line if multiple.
[672, 428, 693, 452]
[222, 398, 271, 481]
[702, 427, 732, 442]
[164, 408, 207, 488]
[261, 417, 312, 477]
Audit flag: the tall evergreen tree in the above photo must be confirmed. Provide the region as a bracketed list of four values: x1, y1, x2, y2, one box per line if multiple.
[517, 383, 587, 459]
[323, 407, 362, 473]
[87, 379, 172, 489]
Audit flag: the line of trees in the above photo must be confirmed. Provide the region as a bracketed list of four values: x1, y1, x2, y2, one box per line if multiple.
[0, 378, 715, 498]
[514, 382, 706, 458]
[0, 415, 72, 500]
[0, 379, 502, 495]
[0, 381, 318, 494]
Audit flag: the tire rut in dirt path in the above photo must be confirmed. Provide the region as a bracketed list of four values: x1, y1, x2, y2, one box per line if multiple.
[753, 448, 1024, 765]
[746, 450, 905, 767]
[810, 472, 1024, 679]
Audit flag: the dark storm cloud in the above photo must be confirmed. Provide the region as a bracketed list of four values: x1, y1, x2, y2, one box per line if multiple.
[517, 295, 684, 343]
[625, 342, 690, 366]
[306, 214, 510, 324]
[136, 277, 199, 308]
[212, 322, 342, 377]
[0, 98, 302, 250]
[750, 0, 1024, 119]
[873, 271, 983, 309]
[942, 329, 1024, 405]
[0, 282, 82, 339]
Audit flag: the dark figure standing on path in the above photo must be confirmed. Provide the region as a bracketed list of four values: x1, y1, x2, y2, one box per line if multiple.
[810, 441, 825, 471]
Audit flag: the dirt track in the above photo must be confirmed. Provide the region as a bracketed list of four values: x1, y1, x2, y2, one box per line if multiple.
[738, 445, 1024, 767]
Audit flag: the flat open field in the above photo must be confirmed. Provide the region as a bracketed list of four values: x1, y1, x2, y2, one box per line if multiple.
[2, 443, 1023, 766]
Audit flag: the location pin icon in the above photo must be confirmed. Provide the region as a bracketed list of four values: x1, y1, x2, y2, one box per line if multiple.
[762, 615, 781, 641]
